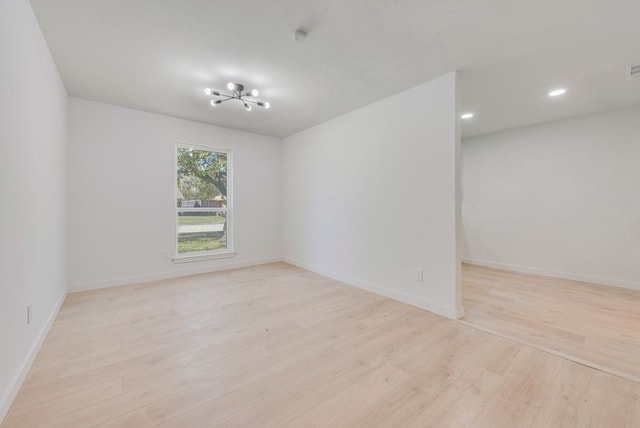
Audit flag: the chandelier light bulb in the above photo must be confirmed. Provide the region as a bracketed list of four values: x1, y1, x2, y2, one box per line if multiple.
[227, 82, 236, 91]
[205, 88, 212, 95]
[210, 100, 218, 107]
[244, 103, 252, 111]
[264, 102, 271, 109]
[548, 88, 567, 97]
[250, 89, 259, 97]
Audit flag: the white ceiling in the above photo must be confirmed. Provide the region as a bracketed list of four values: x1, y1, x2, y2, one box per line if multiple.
[29, 0, 640, 138]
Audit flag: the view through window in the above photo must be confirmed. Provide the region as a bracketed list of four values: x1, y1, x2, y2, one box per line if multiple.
[176, 145, 230, 256]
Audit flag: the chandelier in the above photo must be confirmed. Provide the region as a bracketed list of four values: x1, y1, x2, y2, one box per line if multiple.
[205, 83, 271, 111]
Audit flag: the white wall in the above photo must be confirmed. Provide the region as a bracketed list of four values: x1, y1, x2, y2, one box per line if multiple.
[283, 72, 462, 318]
[462, 104, 640, 290]
[0, 0, 68, 421]
[67, 98, 282, 291]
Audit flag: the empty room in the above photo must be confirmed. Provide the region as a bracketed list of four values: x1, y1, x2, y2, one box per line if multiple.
[1, 0, 639, 426]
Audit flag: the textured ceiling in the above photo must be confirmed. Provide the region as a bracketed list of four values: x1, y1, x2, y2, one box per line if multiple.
[29, 0, 640, 138]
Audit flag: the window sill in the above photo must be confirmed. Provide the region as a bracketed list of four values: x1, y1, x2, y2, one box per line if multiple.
[172, 251, 236, 264]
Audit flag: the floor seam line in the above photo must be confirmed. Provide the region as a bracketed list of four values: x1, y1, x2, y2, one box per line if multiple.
[457, 319, 640, 384]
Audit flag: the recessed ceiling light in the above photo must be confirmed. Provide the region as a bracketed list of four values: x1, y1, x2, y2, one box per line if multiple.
[461, 113, 474, 119]
[548, 88, 566, 97]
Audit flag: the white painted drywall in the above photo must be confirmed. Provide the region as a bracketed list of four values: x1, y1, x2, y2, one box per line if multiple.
[66, 99, 282, 291]
[462, 104, 640, 289]
[0, 0, 68, 421]
[282, 72, 462, 318]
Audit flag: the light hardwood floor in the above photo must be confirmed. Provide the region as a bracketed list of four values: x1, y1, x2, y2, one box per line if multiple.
[2, 262, 640, 427]
[463, 263, 640, 381]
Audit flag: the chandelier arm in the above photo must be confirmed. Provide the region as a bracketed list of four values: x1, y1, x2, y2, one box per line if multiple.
[212, 97, 234, 105]
[242, 99, 262, 105]
[209, 92, 234, 100]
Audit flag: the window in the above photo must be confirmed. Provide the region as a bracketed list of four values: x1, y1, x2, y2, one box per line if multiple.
[175, 144, 232, 259]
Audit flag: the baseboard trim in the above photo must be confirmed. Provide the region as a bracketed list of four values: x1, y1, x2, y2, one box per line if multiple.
[0, 290, 66, 424]
[69, 257, 284, 293]
[284, 258, 462, 319]
[462, 258, 639, 291]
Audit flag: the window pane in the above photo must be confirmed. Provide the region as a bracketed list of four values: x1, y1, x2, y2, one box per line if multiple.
[176, 147, 227, 208]
[177, 211, 227, 254]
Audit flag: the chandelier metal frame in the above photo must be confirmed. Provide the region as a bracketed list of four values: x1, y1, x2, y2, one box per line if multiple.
[205, 83, 270, 111]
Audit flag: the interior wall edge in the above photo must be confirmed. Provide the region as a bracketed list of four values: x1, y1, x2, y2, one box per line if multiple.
[453, 69, 463, 319]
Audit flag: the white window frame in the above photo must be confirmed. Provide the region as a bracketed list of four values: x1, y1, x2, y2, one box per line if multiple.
[173, 142, 235, 263]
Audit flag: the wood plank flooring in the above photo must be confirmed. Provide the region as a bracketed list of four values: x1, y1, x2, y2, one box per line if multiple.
[462, 263, 640, 381]
[3, 262, 640, 427]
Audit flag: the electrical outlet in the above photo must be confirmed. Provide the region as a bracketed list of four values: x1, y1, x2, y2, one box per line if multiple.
[27, 304, 32, 324]
[415, 268, 424, 282]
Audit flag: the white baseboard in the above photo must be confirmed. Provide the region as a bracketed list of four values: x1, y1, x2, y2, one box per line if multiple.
[68, 257, 283, 293]
[462, 258, 640, 291]
[284, 257, 462, 319]
[0, 290, 66, 424]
